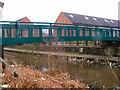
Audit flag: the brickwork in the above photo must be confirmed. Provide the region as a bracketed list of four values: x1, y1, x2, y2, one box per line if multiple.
[5, 17, 33, 37]
[55, 12, 72, 24]
[18, 17, 33, 25]
[54, 12, 72, 37]
[54, 12, 95, 37]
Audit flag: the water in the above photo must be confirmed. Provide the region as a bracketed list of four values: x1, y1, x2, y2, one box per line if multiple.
[7, 52, 119, 88]
[63, 62, 119, 88]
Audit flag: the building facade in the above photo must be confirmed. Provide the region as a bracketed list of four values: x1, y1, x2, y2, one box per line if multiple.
[5, 17, 34, 37]
[54, 12, 118, 45]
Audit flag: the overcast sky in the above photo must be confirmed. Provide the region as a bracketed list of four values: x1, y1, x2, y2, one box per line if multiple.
[1, 0, 120, 22]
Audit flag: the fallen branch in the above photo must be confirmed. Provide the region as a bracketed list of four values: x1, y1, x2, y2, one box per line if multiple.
[90, 81, 98, 90]
[105, 50, 120, 84]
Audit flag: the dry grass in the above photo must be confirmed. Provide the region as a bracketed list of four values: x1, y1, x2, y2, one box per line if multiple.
[3, 42, 88, 88]
[2, 60, 87, 88]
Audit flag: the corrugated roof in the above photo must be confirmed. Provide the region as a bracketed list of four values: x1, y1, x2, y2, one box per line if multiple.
[62, 12, 118, 28]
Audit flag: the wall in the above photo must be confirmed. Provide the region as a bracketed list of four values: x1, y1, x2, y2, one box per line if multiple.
[53, 12, 73, 37]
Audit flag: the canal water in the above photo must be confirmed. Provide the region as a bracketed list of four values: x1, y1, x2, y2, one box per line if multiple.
[6, 52, 119, 88]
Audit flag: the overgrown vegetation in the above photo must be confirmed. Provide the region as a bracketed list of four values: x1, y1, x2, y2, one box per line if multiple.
[2, 60, 87, 88]
[2, 50, 88, 88]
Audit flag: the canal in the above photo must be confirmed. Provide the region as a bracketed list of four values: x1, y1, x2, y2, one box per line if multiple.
[4, 52, 119, 88]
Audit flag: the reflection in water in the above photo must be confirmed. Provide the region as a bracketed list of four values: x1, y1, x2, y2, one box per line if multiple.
[14, 53, 119, 88]
[41, 56, 119, 88]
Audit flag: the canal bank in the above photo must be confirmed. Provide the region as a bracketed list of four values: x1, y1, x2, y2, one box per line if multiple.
[4, 51, 119, 88]
[4, 47, 119, 62]
[10, 44, 120, 57]
[4, 45, 120, 88]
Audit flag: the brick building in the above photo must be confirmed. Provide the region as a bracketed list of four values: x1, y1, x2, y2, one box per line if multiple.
[54, 12, 118, 45]
[16, 17, 34, 37]
[5, 17, 34, 37]
[55, 12, 118, 27]
[5, 17, 49, 38]
[16, 17, 33, 25]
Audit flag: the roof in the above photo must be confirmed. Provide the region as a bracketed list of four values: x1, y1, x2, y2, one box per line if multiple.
[62, 12, 118, 28]
[16, 17, 28, 22]
[16, 17, 33, 25]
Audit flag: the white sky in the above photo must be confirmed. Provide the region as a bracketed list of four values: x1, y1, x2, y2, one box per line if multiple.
[1, 0, 120, 22]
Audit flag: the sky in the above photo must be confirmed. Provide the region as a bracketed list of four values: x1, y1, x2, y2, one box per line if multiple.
[1, 0, 120, 22]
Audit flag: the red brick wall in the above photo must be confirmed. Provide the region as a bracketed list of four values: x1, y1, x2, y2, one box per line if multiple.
[5, 17, 46, 38]
[54, 12, 73, 36]
[19, 17, 33, 25]
[20, 17, 33, 37]
[54, 12, 95, 37]
[55, 12, 72, 24]
[7, 17, 34, 37]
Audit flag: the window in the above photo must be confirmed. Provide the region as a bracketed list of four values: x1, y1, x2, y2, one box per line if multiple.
[111, 20, 114, 23]
[93, 18, 97, 21]
[69, 14, 74, 18]
[104, 19, 109, 23]
[85, 16, 89, 20]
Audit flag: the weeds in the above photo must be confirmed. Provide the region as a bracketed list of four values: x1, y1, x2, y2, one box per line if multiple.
[2, 59, 87, 88]
[105, 50, 120, 84]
